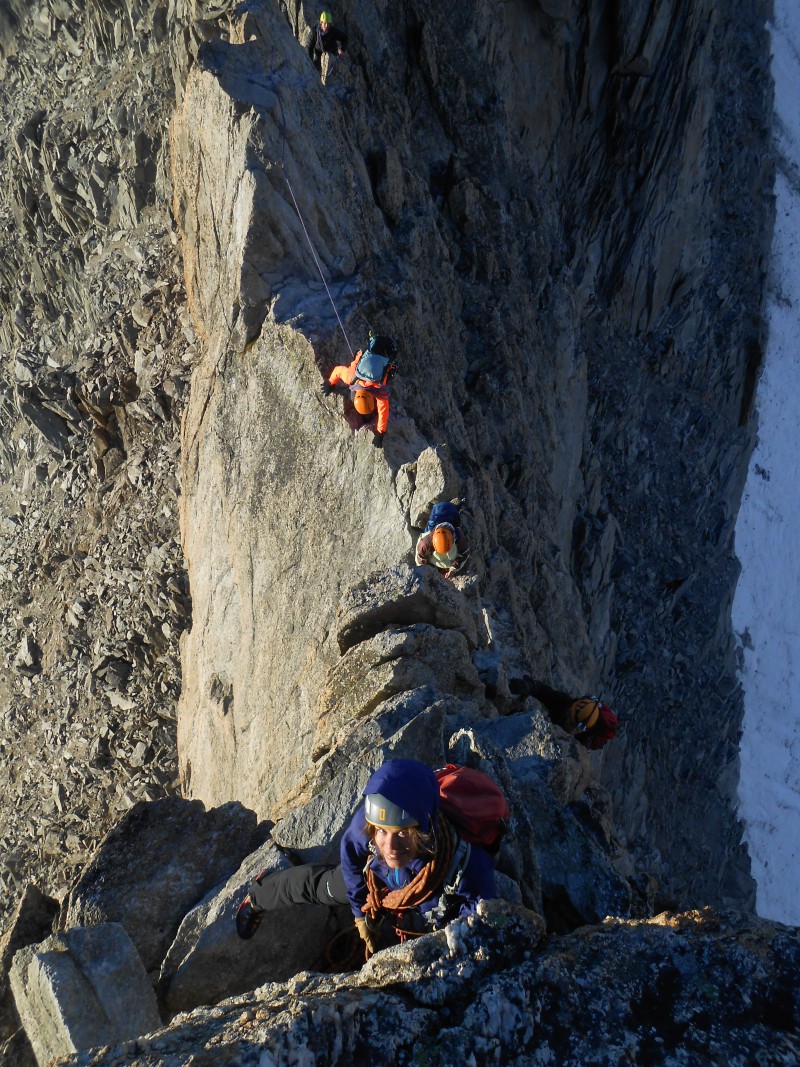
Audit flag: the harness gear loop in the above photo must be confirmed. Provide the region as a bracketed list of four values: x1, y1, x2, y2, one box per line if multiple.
[279, 167, 356, 362]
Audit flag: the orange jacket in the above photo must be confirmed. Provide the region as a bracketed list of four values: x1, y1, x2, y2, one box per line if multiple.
[328, 351, 391, 434]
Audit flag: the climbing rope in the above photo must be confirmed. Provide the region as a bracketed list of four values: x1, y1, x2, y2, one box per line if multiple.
[322, 925, 367, 971]
[274, 162, 356, 361]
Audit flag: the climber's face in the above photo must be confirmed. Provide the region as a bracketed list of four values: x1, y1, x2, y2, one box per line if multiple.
[373, 826, 419, 869]
[320, 18, 329, 30]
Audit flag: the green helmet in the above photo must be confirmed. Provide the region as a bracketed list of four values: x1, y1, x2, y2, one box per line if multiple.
[364, 791, 418, 829]
[320, 10, 332, 22]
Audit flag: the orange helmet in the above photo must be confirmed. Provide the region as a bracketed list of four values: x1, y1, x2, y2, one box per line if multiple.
[571, 697, 600, 732]
[432, 524, 454, 554]
[353, 390, 375, 415]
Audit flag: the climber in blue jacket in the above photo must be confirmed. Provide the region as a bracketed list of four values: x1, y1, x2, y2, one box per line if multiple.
[236, 759, 496, 957]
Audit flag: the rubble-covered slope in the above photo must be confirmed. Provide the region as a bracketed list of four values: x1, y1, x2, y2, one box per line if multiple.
[0, 0, 220, 932]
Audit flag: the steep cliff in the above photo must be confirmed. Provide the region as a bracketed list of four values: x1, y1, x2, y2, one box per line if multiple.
[171, 0, 771, 907]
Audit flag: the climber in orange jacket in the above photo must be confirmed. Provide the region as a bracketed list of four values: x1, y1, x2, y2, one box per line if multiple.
[321, 334, 397, 448]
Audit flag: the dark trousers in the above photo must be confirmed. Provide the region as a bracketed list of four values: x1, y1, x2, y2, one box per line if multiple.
[249, 863, 349, 910]
[527, 682, 574, 717]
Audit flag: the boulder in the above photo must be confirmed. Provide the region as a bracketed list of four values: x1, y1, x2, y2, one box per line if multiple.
[313, 623, 483, 759]
[9, 924, 160, 1066]
[61, 797, 264, 973]
[158, 841, 344, 1018]
[476, 708, 592, 806]
[336, 565, 479, 655]
[406, 446, 461, 529]
[275, 698, 449, 860]
[0, 885, 59, 1042]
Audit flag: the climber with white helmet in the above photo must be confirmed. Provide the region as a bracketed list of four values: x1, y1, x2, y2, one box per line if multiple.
[235, 759, 497, 957]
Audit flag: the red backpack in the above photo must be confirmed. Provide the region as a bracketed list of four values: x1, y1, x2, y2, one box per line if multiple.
[586, 704, 618, 750]
[435, 764, 510, 854]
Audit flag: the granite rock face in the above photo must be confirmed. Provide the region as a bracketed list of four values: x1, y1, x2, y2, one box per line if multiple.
[171, 0, 771, 912]
[0, 0, 771, 938]
[55, 906, 800, 1067]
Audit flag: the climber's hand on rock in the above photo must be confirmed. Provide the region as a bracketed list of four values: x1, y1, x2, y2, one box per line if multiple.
[355, 918, 378, 958]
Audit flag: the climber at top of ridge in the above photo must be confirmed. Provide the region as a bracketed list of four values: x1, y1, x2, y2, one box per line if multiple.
[321, 333, 398, 448]
[235, 759, 502, 959]
[509, 678, 619, 751]
[415, 500, 470, 580]
[314, 10, 346, 58]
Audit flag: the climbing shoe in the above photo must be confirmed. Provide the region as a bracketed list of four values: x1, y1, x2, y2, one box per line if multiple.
[235, 894, 264, 940]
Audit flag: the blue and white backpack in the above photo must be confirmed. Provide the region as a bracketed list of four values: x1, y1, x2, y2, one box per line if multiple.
[354, 334, 398, 386]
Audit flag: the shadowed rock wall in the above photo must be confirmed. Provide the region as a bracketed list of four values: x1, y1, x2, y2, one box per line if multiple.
[172, 0, 771, 908]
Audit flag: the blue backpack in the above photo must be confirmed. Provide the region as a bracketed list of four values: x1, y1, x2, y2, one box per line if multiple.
[355, 335, 398, 385]
[424, 501, 461, 533]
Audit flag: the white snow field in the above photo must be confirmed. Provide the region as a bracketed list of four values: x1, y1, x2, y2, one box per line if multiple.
[733, 2, 800, 926]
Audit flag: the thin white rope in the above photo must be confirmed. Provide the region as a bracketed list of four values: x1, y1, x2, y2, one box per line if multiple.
[281, 168, 356, 361]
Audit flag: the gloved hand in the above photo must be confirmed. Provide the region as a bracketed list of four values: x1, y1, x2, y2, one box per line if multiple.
[354, 918, 378, 958]
[372, 433, 385, 449]
[321, 380, 334, 396]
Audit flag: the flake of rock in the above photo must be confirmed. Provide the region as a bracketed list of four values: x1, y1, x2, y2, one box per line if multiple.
[62, 797, 263, 972]
[13, 635, 41, 676]
[0, 884, 59, 1043]
[130, 301, 151, 329]
[128, 742, 148, 768]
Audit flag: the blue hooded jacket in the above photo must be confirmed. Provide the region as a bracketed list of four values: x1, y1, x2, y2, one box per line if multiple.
[339, 759, 496, 923]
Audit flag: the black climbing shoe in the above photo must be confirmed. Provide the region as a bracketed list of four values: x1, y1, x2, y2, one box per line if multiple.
[235, 894, 264, 940]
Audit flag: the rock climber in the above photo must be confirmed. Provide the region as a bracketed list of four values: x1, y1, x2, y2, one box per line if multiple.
[321, 334, 397, 448]
[509, 678, 619, 750]
[415, 507, 470, 580]
[235, 758, 497, 957]
[314, 10, 346, 58]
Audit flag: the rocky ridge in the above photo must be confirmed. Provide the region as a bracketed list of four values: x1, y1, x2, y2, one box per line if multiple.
[0, 0, 791, 1063]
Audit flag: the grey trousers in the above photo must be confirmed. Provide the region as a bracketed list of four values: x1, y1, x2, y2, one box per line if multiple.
[249, 863, 349, 910]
